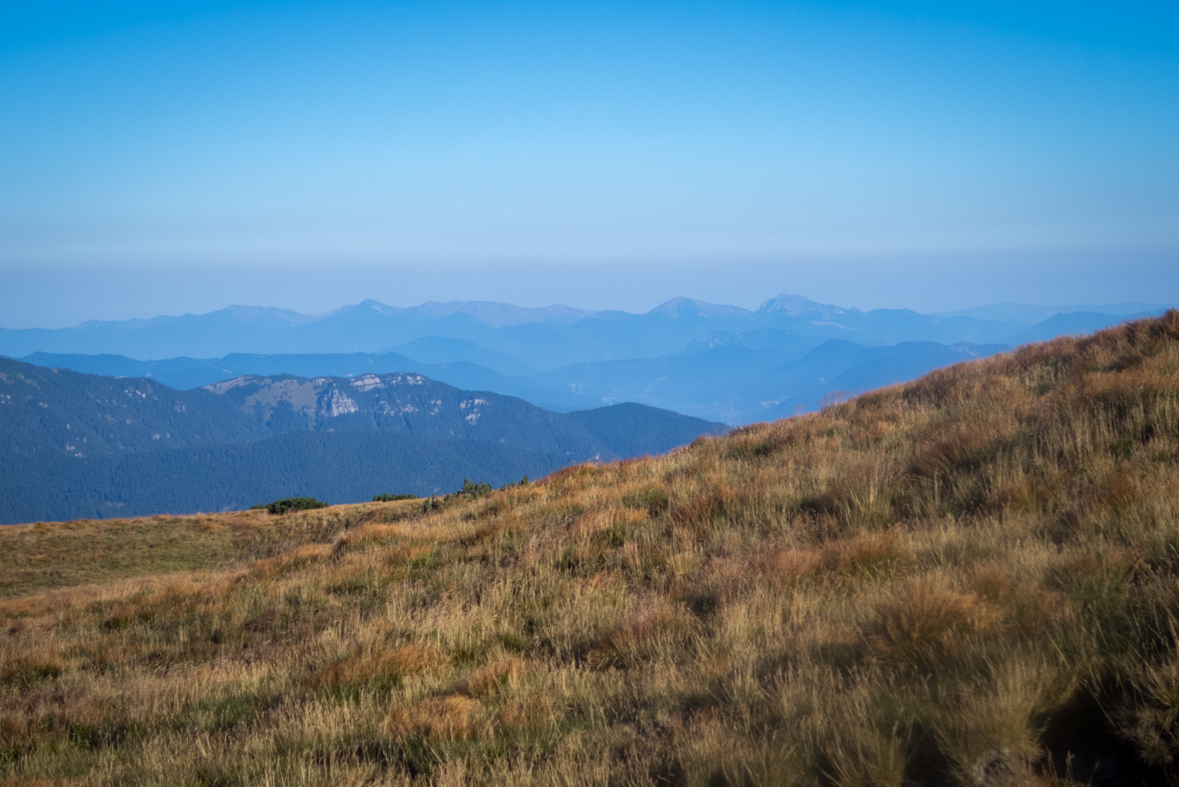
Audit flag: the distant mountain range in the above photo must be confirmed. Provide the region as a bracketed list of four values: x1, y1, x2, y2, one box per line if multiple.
[2, 294, 1166, 362]
[2, 294, 1170, 424]
[0, 357, 723, 523]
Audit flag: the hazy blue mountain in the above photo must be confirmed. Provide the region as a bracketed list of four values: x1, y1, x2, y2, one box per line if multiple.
[18, 352, 234, 390]
[535, 338, 1010, 423]
[287, 301, 483, 353]
[408, 301, 596, 327]
[533, 346, 785, 423]
[755, 296, 1019, 345]
[678, 329, 825, 356]
[456, 296, 1020, 367]
[934, 302, 1170, 323]
[380, 336, 537, 377]
[1006, 310, 1169, 345]
[462, 299, 764, 370]
[0, 306, 315, 359]
[758, 341, 1011, 420]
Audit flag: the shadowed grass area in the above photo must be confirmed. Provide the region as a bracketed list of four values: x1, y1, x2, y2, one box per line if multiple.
[1, 312, 1179, 785]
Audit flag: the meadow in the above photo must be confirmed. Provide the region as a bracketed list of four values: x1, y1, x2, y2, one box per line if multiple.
[2, 312, 1179, 786]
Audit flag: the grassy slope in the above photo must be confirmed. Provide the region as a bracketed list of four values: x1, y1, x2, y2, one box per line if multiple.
[0, 501, 421, 600]
[2, 312, 1179, 786]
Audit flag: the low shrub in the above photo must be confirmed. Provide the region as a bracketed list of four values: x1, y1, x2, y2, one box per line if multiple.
[263, 497, 328, 514]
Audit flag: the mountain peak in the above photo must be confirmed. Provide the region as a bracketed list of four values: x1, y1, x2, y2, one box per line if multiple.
[354, 299, 399, 315]
[220, 305, 316, 326]
[647, 298, 752, 319]
[758, 294, 854, 320]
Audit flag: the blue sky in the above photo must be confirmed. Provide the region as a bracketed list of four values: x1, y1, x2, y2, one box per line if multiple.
[2, 1, 1177, 326]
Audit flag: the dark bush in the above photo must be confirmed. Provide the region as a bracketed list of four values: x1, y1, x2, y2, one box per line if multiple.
[459, 479, 494, 499]
[265, 497, 329, 515]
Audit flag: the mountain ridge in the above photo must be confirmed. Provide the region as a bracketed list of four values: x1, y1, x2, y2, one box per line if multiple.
[0, 356, 724, 523]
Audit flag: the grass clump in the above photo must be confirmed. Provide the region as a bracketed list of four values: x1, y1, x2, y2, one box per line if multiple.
[1, 312, 1179, 785]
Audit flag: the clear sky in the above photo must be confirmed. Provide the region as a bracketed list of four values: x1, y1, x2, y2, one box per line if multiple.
[2, 1, 1177, 327]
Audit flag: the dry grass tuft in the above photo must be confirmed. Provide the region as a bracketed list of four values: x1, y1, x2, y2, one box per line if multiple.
[821, 529, 912, 581]
[385, 695, 483, 741]
[313, 643, 447, 692]
[588, 599, 697, 669]
[754, 544, 822, 589]
[875, 576, 1001, 670]
[252, 542, 334, 577]
[458, 657, 528, 697]
[0, 653, 66, 688]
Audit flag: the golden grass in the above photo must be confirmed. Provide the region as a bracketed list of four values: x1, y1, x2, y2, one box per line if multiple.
[0, 498, 422, 599]
[1, 312, 1179, 784]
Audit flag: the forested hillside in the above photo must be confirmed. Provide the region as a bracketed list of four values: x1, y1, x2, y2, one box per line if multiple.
[0, 359, 723, 522]
[0, 358, 265, 456]
[0, 431, 565, 523]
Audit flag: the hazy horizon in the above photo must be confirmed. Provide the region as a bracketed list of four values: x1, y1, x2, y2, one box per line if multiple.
[3, 2, 1177, 327]
[4, 250, 1178, 330]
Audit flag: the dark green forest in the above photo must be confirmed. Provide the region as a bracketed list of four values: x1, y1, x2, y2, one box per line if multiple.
[0, 431, 573, 523]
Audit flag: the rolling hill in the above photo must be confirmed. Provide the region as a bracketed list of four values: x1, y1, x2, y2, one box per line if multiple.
[0, 312, 1177, 784]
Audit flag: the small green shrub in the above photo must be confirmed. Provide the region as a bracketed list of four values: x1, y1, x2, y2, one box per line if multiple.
[373, 493, 418, 502]
[459, 479, 494, 499]
[264, 497, 328, 515]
